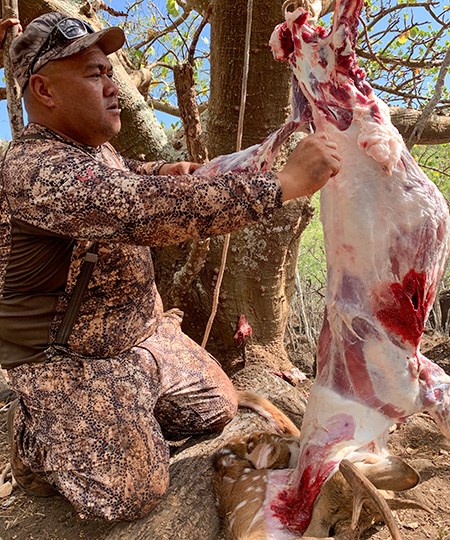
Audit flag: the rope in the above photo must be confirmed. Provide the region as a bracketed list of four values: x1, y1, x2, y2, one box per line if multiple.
[236, 0, 254, 153]
[201, 0, 254, 348]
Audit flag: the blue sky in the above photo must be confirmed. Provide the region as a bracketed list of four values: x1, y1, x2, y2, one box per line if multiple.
[0, 99, 13, 139]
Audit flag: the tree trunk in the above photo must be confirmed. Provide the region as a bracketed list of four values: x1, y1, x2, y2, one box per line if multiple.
[153, 0, 310, 374]
[208, 0, 291, 155]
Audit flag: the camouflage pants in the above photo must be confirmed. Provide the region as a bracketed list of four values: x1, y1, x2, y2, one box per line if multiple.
[8, 310, 237, 521]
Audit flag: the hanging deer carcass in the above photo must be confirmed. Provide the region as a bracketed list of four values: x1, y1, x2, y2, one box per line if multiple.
[210, 0, 450, 537]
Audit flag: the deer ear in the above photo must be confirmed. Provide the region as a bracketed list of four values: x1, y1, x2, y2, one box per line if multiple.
[358, 456, 420, 491]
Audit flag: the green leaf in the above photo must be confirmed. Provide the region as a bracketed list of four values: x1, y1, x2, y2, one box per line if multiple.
[166, 0, 180, 17]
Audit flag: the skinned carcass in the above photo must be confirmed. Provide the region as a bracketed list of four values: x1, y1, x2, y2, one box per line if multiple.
[211, 0, 450, 537]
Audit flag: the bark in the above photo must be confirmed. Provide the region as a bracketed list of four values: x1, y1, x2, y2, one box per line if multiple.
[154, 0, 314, 373]
[391, 107, 450, 146]
[208, 0, 291, 155]
[170, 20, 212, 305]
[2, 0, 23, 138]
[173, 61, 208, 163]
[127, 66, 153, 98]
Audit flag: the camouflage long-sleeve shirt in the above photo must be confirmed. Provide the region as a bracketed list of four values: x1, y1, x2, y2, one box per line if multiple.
[0, 123, 283, 369]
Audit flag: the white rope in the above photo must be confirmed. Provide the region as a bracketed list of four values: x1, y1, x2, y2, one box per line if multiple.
[236, 0, 254, 153]
[201, 0, 254, 348]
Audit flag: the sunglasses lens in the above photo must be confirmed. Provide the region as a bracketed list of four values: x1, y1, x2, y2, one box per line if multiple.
[58, 18, 94, 39]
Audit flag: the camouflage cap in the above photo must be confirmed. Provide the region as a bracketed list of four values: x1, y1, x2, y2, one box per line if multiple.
[10, 12, 125, 92]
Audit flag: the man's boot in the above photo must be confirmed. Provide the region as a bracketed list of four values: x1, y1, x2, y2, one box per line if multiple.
[7, 400, 57, 497]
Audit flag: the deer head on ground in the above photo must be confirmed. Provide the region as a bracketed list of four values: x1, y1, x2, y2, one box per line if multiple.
[213, 430, 429, 539]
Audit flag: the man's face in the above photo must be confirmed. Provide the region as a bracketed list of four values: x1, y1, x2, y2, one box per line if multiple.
[36, 45, 121, 146]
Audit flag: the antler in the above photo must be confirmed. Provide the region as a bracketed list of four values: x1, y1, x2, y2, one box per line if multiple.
[339, 459, 402, 540]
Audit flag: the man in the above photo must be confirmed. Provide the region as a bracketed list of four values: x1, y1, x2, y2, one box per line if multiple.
[0, 12, 340, 521]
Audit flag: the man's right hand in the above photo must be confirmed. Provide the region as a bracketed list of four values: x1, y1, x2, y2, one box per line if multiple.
[276, 132, 341, 202]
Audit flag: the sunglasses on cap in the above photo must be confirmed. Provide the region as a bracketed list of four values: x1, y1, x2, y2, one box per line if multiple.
[28, 17, 95, 78]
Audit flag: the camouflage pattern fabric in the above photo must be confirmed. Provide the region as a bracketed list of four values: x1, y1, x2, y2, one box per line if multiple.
[1, 123, 282, 363]
[1, 122, 283, 520]
[10, 309, 238, 520]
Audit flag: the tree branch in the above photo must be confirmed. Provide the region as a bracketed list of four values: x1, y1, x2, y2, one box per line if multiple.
[149, 98, 208, 117]
[91, 0, 127, 17]
[421, 163, 450, 179]
[188, 5, 211, 63]
[135, 9, 192, 51]
[362, 1, 440, 34]
[171, 238, 211, 307]
[127, 66, 153, 97]
[390, 106, 450, 146]
[183, 0, 211, 16]
[407, 48, 450, 149]
[356, 47, 443, 70]
[2, 0, 23, 138]
[370, 81, 423, 102]
[149, 98, 181, 117]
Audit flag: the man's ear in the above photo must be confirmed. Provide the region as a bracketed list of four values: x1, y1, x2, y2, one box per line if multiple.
[27, 74, 55, 108]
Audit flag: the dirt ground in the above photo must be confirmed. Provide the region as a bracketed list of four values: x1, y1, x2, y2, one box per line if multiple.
[0, 332, 450, 540]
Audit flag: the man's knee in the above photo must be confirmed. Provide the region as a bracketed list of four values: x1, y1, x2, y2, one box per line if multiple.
[55, 462, 170, 521]
[209, 385, 239, 432]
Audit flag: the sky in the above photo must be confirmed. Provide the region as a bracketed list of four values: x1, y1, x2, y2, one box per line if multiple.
[0, 99, 12, 140]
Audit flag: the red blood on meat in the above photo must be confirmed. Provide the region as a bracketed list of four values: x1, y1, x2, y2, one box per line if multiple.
[375, 269, 427, 348]
[329, 83, 351, 102]
[316, 25, 328, 38]
[270, 465, 332, 533]
[278, 24, 294, 58]
[293, 11, 309, 27]
[271, 414, 356, 534]
[234, 314, 253, 346]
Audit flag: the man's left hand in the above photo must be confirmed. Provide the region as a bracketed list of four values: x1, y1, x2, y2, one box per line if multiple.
[159, 162, 201, 175]
[0, 18, 22, 48]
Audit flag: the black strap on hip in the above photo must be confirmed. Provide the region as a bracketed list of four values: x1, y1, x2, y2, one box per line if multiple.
[55, 242, 99, 345]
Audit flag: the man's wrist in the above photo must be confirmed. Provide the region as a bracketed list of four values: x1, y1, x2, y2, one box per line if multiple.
[148, 160, 168, 175]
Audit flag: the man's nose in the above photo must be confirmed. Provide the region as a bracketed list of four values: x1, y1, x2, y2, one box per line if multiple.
[104, 76, 119, 96]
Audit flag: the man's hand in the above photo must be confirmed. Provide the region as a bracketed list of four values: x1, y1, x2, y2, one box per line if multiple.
[0, 18, 22, 48]
[276, 132, 341, 202]
[159, 162, 201, 175]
